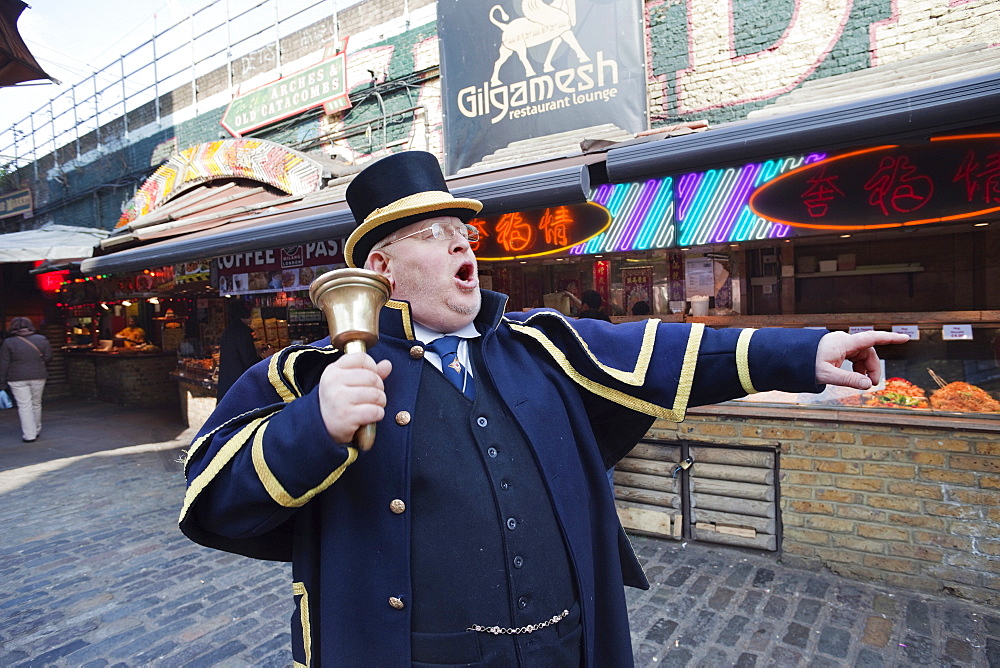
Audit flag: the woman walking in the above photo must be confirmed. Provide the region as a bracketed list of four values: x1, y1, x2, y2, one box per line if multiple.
[0, 317, 53, 442]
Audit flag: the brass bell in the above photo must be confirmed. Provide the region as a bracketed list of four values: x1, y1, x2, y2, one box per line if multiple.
[309, 268, 392, 450]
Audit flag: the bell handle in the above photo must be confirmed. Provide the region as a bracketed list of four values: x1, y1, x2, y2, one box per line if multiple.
[343, 339, 377, 451]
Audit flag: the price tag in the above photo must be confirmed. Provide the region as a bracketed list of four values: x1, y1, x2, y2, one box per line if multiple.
[942, 325, 973, 341]
[892, 325, 920, 340]
[849, 326, 874, 334]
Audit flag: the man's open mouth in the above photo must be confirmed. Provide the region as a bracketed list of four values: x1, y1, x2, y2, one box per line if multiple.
[455, 262, 476, 285]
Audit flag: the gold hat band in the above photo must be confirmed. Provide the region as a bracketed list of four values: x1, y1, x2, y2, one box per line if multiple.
[345, 190, 483, 267]
[363, 191, 483, 227]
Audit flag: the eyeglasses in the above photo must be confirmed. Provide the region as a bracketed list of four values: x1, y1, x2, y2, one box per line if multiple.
[381, 221, 479, 248]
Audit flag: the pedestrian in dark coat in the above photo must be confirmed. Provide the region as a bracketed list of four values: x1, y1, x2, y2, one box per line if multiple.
[0, 316, 52, 442]
[180, 151, 909, 666]
[216, 300, 259, 400]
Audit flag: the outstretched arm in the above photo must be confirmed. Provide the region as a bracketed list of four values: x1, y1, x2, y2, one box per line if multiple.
[815, 330, 910, 390]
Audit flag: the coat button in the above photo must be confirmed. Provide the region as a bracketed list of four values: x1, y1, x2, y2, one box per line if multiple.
[389, 597, 405, 610]
[409, 345, 424, 359]
[390, 499, 406, 514]
[477, 416, 488, 427]
[395, 411, 411, 426]
[513, 555, 524, 568]
[506, 517, 517, 530]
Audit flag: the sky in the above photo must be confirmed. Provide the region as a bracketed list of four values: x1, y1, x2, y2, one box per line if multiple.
[1, 0, 360, 166]
[2, 0, 185, 136]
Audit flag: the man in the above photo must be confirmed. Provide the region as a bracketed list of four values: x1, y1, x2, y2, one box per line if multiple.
[180, 151, 907, 666]
[114, 316, 146, 348]
[566, 289, 612, 322]
[216, 299, 260, 401]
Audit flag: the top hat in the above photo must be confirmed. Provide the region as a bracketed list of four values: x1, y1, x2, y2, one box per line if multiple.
[344, 151, 483, 268]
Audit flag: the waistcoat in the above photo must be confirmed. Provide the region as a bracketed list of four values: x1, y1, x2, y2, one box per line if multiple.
[409, 342, 577, 635]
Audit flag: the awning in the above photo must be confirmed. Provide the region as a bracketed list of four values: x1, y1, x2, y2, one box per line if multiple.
[100, 180, 298, 252]
[0, 0, 56, 86]
[0, 223, 109, 262]
[81, 161, 595, 275]
[606, 66, 1000, 182]
[80, 50, 999, 275]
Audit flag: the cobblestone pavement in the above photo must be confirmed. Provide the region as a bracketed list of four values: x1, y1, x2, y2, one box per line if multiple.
[2, 400, 998, 666]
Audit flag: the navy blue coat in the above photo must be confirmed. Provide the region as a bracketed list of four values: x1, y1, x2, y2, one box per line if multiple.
[180, 291, 825, 666]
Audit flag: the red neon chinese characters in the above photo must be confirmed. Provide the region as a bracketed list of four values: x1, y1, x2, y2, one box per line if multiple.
[800, 165, 844, 217]
[495, 212, 534, 252]
[863, 155, 934, 216]
[953, 149, 1000, 204]
[538, 206, 573, 246]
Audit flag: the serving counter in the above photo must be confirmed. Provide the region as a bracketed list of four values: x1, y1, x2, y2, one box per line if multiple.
[64, 350, 180, 407]
[613, 310, 999, 606]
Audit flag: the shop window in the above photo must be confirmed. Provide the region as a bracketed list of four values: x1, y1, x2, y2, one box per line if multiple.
[736, 325, 1000, 416]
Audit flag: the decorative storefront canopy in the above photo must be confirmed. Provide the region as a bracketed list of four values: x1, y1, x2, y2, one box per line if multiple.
[115, 138, 331, 229]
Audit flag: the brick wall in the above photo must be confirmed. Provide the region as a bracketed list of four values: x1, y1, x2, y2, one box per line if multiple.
[644, 0, 999, 126]
[67, 355, 180, 407]
[65, 357, 98, 400]
[646, 410, 1000, 606]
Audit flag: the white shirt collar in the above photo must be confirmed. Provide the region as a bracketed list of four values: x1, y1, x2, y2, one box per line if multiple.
[412, 321, 478, 377]
[413, 321, 479, 344]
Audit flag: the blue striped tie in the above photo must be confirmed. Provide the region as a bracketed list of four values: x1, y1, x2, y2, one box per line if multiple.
[427, 336, 475, 400]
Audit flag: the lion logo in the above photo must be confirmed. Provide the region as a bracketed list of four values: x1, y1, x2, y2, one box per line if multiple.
[489, 0, 591, 86]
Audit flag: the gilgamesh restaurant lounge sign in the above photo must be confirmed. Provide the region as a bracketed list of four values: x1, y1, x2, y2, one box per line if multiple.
[221, 51, 350, 137]
[750, 134, 1000, 230]
[438, 0, 646, 175]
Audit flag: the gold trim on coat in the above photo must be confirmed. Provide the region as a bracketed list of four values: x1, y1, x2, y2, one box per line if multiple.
[736, 328, 758, 395]
[507, 321, 704, 422]
[179, 414, 270, 523]
[252, 425, 358, 507]
[514, 311, 659, 386]
[293, 581, 312, 667]
[384, 299, 415, 340]
[269, 349, 297, 403]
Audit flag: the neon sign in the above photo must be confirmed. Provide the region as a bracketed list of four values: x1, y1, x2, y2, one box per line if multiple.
[572, 179, 676, 254]
[34, 264, 69, 294]
[570, 153, 825, 255]
[749, 134, 1000, 230]
[471, 202, 610, 261]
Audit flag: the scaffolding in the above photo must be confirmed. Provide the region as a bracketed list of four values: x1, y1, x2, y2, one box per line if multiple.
[0, 0, 360, 183]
